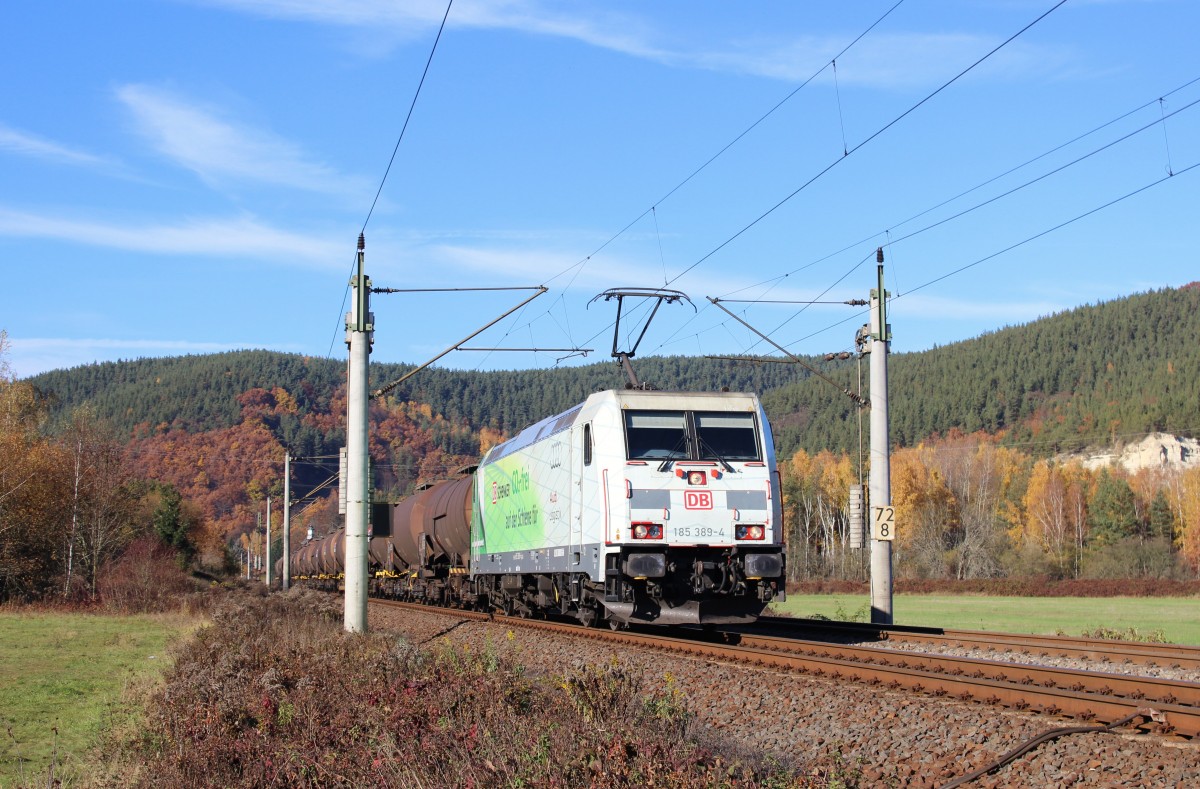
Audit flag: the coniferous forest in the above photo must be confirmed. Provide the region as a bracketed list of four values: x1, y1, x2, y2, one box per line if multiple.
[3, 284, 1200, 602]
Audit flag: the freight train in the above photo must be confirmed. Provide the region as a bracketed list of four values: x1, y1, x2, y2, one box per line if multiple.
[290, 388, 786, 627]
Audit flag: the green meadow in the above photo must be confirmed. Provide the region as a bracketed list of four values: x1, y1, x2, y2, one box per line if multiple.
[773, 593, 1200, 645]
[0, 610, 198, 788]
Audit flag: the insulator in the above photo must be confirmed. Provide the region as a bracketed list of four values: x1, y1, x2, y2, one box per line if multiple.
[876, 246, 884, 263]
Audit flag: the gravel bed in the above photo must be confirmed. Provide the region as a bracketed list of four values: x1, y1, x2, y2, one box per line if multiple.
[371, 605, 1199, 787]
[842, 638, 1200, 683]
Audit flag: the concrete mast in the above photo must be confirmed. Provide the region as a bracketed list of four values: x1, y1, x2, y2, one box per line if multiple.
[265, 495, 272, 588]
[282, 451, 291, 591]
[344, 234, 373, 632]
[868, 251, 893, 624]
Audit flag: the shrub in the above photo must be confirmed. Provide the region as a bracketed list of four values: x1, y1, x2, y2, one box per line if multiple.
[1077, 626, 1168, 644]
[96, 537, 201, 613]
[1081, 538, 1181, 581]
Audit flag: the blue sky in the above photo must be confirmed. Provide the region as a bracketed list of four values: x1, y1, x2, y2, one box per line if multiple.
[2, 0, 1197, 381]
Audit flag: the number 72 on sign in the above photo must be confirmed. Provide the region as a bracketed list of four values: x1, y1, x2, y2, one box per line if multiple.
[872, 506, 896, 541]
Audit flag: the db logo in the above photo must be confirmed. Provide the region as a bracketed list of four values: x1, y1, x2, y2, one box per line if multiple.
[684, 491, 713, 510]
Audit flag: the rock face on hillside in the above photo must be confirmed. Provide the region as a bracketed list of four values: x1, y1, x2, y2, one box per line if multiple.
[1068, 433, 1199, 472]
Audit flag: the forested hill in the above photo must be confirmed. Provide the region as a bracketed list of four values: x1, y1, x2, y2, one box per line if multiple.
[27, 284, 1200, 460]
[764, 284, 1200, 456]
[27, 351, 803, 440]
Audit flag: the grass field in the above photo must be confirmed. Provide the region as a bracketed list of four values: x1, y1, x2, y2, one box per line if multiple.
[0, 610, 200, 788]
[772, 593, 1200, 645]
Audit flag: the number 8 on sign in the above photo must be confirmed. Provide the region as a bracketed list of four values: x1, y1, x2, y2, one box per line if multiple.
[872, 506, 896, 541]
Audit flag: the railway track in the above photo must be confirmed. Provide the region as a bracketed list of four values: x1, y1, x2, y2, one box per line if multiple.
[751, 616, 1200, 671]
[373, 600, 1200, 739]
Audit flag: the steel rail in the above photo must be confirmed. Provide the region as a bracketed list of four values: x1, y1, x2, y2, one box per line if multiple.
[725, 631, 1200, 708]
[753, 616, 1200, 671]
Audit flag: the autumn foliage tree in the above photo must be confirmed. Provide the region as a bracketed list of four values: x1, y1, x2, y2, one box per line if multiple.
[0, 332, 220, 604]
[0, 376, 68, 600]
[780, 449, 860, 581]
[889, 445, 957, 579]
[1017, 460, 1090, 577]
[779, 426, 1200, 583]
[59, 406, 140, 599]
[1178, 467, 1200, 572]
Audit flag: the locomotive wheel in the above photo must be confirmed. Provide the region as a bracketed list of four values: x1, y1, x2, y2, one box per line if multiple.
[575, 605, 597, 628]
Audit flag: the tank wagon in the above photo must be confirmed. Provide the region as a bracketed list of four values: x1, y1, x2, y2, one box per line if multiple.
[293, 388, 786, 627]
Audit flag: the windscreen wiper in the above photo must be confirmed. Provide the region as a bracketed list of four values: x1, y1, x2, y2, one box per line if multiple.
[656, 434, 690, 472]
[698, 437, 735, 474]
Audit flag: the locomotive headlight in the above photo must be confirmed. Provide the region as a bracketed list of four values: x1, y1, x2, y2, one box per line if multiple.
[631, 522, 663, 539]
[736, 525, 765, 540]
[686, 470, 706, 485]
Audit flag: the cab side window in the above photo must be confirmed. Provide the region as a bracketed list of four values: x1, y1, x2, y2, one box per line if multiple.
[583, 423, 593, 466]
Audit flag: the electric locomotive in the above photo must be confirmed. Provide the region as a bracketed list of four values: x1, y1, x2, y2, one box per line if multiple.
[471, 388, 784, 626]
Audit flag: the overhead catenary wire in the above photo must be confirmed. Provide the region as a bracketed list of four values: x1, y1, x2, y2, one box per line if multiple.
[663, 0, 1070, 290]
[767, 98, 1200, 349]
[325, 0, 455, 358]
[880, 95, 1200, 252]
[535, 0, 908, 293]
[650, 147, 1200, 377]
[493, 1, 911, 368]
[708, 296, 867, 407]
[1159, 97, 1176, 175]
[711, 73, 1200, 310]
[347, 2, 910, 385]
[644, 0, 1072, 363]
[651, 74, 1200, 362]
[773, 157, 1200, 353]
[306, 0, 1182, 426]
[898, 159, 1200, 300]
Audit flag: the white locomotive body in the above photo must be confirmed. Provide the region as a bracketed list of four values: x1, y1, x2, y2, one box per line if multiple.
[472, 389, 785, 626]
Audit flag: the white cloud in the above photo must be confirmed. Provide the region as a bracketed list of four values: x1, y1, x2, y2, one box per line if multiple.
[195, 1, 1071, 89]
[0, 123, 112, 168]
[0, 207, 345, 266]
[373, 241, 801, 324]
[117, 84, 368, 197]
[414, 242, 730, 294]
[704, 34, 1062, 88]
[196, 0, 664, 57]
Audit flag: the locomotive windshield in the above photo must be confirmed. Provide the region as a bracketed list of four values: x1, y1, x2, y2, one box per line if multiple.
[625, 411, 689, 459]
[694, 412, 760, 461]
[624, 409, 761, 462]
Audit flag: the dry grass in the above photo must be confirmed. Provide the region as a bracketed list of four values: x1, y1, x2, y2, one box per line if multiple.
[102, 589, 856, 788]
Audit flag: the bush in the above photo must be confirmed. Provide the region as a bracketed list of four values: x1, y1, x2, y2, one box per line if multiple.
[1080, 538, 1182, 581]
[96, 538, 201, 614]
[1077, 626, 1168, 644]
